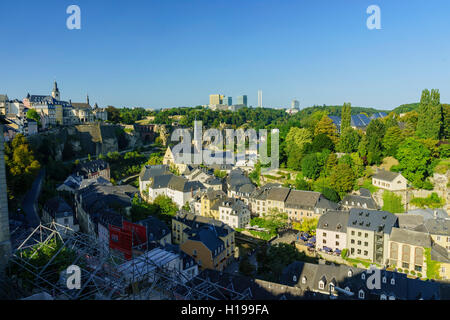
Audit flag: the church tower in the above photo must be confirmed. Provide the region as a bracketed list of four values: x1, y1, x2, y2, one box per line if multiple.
[51, 81, 60, 100]
[0, 121, 11, 271]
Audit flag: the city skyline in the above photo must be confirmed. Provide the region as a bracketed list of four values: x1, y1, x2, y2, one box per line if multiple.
[1, 0, 450, 109]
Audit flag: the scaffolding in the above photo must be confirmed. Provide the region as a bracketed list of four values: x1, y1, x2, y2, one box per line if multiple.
[7, 222, 252, 300]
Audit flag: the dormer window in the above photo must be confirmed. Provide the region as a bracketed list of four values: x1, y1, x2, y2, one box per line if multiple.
[330, 283, 335, 292]
[293, 275, 297, 282]
[302, 276, 307, 284]
[358, 290, 365, 299]
[391, 278, 395, 285]
[318, 281, 325, 290]
[382, 276, 387, 283]
[380, 294, 387, 300]
[348, 270, 353, 277]
[361, 273, 366, 280]
[389, 295, 395, 300]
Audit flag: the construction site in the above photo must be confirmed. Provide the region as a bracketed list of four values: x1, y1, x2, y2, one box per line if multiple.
[0, 222, 255, 300]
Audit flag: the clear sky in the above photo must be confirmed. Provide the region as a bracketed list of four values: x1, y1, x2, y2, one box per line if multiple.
[1, 0, 449, 110]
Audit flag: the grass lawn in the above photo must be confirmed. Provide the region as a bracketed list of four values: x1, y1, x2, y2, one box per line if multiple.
[359, 178, 379, 194]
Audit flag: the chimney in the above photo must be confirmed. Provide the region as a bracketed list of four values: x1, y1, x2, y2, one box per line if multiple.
[0, 123, 12, 271]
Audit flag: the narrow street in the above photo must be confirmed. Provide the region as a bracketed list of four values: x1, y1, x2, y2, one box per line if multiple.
[21, 168, 45, 228]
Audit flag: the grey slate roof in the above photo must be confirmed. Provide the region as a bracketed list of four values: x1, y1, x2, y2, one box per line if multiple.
[281, 261, 440, 300]
[317, 211, 350, 233]
[406, 208, 448, 221]
[75, 159, 109, 177]
[348, 208, 398, 234]
[189, 226, 225, 257]
[267, 187, 291, 202]
[138, 216, 170, 242]
[372, 169, 401, 182]
[174, 211, 233, 237]
[139, 164, 170, 181]
[285, 190, 321, 209]
[389, 227, 432, 248]
[416, 218, 450, 236]
[341, 194, 378, 210]
[396, 214, 424, 230]
[430, 243, 450, 264]
[43, 197, 73, 219]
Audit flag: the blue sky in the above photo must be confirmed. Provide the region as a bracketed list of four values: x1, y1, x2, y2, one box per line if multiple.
[1, 0, 449, 110]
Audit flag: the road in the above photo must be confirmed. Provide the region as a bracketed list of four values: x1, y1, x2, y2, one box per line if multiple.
[224, 249, 258, 275]
[21, 168, 45, 228]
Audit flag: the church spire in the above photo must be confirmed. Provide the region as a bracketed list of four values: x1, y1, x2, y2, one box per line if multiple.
[87, 94, 90, 105]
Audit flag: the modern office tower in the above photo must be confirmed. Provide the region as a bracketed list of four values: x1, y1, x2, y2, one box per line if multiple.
[257, 90, 263, 108]
[237, 95, 248, 107]
[0, 120, 11, 270]
[292, 99, 300, 109]
[223, 96, 232, 106]
[209, 94, 223, 105]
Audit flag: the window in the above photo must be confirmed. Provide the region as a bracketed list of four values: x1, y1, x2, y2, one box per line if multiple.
[357, 249, 361, 255]
[361, 273, 365, 280]
[380, 294, 387, 300]
[336, 241, 339, 246]
[330, 284, 335, 292]
[357, 240, 362, 245]
[364, 242, 368, 247]
[382, 277, 386, 283]
[402, 262, 409, 269]
[351, 231, 355, 236]
[193, 249, 197, 256]
[351, 239, 355, 244]
[293, 275, 297, 282]
[364, 251, 368, 256]
[391, 278, 395, 285]
[358, 290, 365, 299]
[358, 232, 362, 237]
[323, 240, 327, 244]
[318, 281, 324, 290]
[336, 234, 339, 239]
[365, 233, 368, 238]
[302, 276, 307, 284]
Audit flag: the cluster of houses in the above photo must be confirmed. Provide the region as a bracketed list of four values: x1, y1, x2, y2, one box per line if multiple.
[315, 208, 450, 280]
[1, 82, 108, 141]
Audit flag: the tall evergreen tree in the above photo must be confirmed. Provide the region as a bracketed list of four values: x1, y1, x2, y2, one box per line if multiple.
[314, 115, 339, 144]
[416, 89, 443, 140]
[341, 102, 351, 133]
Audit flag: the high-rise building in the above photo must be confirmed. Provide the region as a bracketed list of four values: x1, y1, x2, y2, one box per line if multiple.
[0, 119, 11, 270]
[209, 94, 223, 105]
[257, 90, 263, 108]
[237, 95, 247, 107]
[292, 99, 300, 109]
[223, 96, 232, 106]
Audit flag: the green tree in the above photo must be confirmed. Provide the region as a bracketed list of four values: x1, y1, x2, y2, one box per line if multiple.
[396, 138, 432, 188]
[301, 153, 320, 179]
[366, 119, 386, 165]
[338, 127, 360, 153]
[285, 127, 312, 170]
[443, 104, 450, 139]
[325, 153, 337, 176]
[330, 163, 355, 194]
[26, 109, 40, 124]
[416, 89, 443, 140]
[4, 134, 41, 200]
[295, 175, 310, 190]
[314, 115, 339, 144]
[383, 126, 405, 157]
[341, 102, 352, 132]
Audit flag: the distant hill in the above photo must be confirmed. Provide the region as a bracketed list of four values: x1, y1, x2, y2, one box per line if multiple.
[297, 105, 389, 118]
[392, 103, 420, 114]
